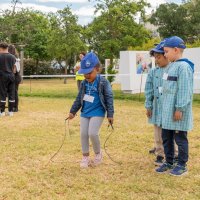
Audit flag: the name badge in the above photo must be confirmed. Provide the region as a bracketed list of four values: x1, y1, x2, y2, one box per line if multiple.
[83, 94, 94, 103]
[163, 73, 168, 80]
[158, 87, 163, 93]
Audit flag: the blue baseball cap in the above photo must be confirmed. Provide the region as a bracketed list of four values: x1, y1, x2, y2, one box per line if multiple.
[150, 41, 165, 55]
[79, 52, 100, 74]
[163, 36, 186, 49]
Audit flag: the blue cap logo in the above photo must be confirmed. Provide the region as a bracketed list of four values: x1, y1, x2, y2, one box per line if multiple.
[86, 60, 91, 67]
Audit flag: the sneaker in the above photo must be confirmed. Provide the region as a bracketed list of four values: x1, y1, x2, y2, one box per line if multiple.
[155, 162, 173, 174]
[80, 156, 90, 168]
[154, 156, 164, 166]
[8, 112, 14, 117]
[0, 112, 6, 117]
[169, 165, 188, 176]
[93, 152, 103, 166]
[149, 147, 156, 154]
[13, 108, 18, 112]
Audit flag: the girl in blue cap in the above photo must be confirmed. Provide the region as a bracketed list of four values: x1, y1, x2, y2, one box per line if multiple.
[155, 36, 194, 176]
[68, 52, 114, 168]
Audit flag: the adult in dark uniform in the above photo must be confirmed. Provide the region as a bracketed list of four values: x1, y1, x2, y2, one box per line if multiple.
[0, 42, 16, 116]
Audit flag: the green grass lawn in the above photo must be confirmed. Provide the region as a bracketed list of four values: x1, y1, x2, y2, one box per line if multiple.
[1, 79, 200, 200]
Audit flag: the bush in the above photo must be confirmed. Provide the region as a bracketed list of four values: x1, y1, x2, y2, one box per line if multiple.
[24, 59, 64, 75]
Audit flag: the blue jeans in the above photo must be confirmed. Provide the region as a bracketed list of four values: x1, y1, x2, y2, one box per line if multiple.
[162, 129, 188, 167]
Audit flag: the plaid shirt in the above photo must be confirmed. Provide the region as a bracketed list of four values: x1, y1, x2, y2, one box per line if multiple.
[145, 66, 167, 126]
[161, 61, 194, 131]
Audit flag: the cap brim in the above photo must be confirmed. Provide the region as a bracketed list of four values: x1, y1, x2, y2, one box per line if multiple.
[151, 48, 164, 54]
[78, 67, 94, 74]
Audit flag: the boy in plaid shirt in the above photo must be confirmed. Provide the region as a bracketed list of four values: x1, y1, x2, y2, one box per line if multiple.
[145, 41, 178, 166]
[156, 36, 194, 176]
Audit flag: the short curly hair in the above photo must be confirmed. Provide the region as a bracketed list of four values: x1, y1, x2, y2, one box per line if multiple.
[0, 42, 9, 49]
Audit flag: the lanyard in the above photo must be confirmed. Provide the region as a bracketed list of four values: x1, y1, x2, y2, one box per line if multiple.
[87, 80, 95, 96]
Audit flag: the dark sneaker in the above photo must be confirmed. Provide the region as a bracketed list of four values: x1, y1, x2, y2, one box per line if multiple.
[154, 156, 164, 166]
[155, 162, 173, 173]
[169, 165, 188, 176]
[149, 147, 156, 154]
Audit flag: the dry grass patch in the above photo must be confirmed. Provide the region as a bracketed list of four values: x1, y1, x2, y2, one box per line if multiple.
[0, 80, 200, 200]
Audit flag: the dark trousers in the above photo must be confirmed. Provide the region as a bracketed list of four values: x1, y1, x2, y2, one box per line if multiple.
[14, 72, 21, 110]
[14, 82, 19, 110]
[162, 129, 188, 167]
[0, 71, 15, 112]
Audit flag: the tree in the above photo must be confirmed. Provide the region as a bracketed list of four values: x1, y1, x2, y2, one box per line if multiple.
[149, 3, 190, 40]
[0, 9, 50, 66]
[47, 6, 86, 83]
[185, 0, 200, 40]
[85, 0, 150, 83]
[132, 38, 161, 51]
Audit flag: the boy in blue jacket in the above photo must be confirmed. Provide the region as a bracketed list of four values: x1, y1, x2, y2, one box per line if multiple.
[68, 52, 114, 168]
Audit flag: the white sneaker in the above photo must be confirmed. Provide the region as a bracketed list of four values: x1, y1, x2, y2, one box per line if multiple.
[8, 112, 14, 117]
[0, 112, 6, 117]
[93, 152, 103, 166]
[80, 156, 90, 168]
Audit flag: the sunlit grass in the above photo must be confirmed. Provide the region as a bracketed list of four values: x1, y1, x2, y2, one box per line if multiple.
[0, 79, 200, 199]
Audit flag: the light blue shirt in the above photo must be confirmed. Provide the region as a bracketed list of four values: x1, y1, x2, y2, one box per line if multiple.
[161, 61, 194, 131]
[145, 66, 167, 126]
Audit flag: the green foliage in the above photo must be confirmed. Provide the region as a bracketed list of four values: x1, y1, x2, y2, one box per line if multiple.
[107, 63, 117, 84]
[149, 3, 189, 40]
[24, 59, 59, 75]
[149, 1, 200, 41]
[131, 38, 161, 51]
[185, 0, 200, 39]
[0, 9, 50, 61]
[0, 6, 87, 76]
[47, 7, 86, 64]
[187, 40, 200, 48]
[85, 0, 151, 83]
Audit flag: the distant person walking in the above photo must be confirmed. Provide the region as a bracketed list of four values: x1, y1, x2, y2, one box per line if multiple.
[74, 52, 86, 91]
[8, 44, 21, 112]
[0, 42, 16, 116]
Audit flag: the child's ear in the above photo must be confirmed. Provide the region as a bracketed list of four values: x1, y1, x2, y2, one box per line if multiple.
[95, 67, 100, 73]
[174, 47, 178, 53]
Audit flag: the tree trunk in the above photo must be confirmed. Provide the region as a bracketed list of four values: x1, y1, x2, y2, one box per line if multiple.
[63, 60, 69, 84]
[35, 59, 39, 80]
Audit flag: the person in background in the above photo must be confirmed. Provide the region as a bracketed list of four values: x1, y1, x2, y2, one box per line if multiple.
[74, 52, 86, 91]
[0, 42, 16, 116]
[8, 44, 21, 112]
